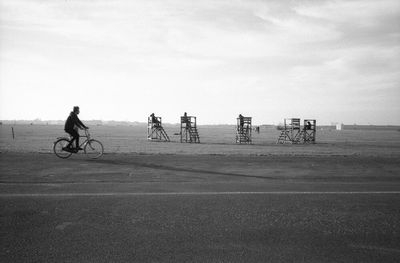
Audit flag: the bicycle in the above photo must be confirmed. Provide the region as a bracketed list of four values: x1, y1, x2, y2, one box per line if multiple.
[53, 129, 104, 159]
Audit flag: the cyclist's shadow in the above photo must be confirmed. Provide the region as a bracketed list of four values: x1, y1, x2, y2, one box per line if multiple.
[87, 158, 273, 180]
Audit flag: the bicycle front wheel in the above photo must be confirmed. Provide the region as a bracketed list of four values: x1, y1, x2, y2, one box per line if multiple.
[53, 138, 73, 159]
[84, 139, 104, 159]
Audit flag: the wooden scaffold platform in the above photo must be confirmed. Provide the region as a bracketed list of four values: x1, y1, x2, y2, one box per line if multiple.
[147, 113, 170, 142]
[236, 114, 252, 144]
[277, 118, 317, 144]
[303, 119, 316, 143]
[180, 113, 200, 143]
[277, 118, 302, 144]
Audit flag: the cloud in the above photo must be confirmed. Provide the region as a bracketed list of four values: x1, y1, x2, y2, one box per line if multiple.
[0, 0, 399, 124]
[294, 0, 400, 46]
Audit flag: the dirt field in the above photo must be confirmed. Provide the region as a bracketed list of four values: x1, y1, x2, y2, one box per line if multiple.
[1, 124, 400, 155]
[1, 125, 400, 262]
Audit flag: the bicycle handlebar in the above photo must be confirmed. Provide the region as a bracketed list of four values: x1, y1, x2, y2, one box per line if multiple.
[84, 128, 90, 138]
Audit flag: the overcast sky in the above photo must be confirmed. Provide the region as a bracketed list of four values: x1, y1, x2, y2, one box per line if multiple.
[0, 0, 399, 125]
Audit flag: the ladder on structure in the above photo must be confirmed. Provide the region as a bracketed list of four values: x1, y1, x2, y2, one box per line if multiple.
[303, 119, 316, 143]
[277, 118, 302, 144]
[180, 115, 200, 143]
[147, 116, 170, 142]
[236, 116, 252, 144]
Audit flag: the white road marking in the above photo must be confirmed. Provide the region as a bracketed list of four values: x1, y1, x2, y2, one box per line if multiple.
[349, 244, 400, 253]
[1, 191, 400, 197]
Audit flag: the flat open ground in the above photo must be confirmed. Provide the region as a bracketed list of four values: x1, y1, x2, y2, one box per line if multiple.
[1, 125, 400, 262]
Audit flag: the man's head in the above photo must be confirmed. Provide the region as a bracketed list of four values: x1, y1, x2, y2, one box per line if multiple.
[73, 106, 80, 114]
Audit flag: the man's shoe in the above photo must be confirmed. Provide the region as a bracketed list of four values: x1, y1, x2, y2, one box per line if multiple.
[62, 147, 73, 153]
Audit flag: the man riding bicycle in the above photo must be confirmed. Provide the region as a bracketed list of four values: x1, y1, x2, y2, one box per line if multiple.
[64, 106, 89, 152]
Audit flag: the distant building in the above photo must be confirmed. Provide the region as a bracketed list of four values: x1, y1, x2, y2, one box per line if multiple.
[336, 123, 344, 130]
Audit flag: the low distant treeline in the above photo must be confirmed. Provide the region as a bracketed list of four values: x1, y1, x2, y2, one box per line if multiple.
[275, 124, 400, 131]
[1, 120, 399, 131]
[340, 125, 400, 131]
[0, 120, 146, 126]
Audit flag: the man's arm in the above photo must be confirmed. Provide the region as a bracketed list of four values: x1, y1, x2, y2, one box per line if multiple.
[74, 115, 88, 129]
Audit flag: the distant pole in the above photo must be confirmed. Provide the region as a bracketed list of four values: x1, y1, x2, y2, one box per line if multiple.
[12, 127, 15, 139]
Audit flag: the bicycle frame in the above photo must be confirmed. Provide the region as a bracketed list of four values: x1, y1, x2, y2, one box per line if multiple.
[57, 129, 91, 148]
[54, 128, 103, 159]
[78, 129, 92, 148]
[57, 129, 90, 147]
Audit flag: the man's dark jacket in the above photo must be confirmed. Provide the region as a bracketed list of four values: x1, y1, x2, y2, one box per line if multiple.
[64, 112, 86, 131]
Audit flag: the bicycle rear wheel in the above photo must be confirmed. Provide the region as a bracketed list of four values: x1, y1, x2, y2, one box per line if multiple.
[84, 139, 104, 159]
[53, 138, 73, 159]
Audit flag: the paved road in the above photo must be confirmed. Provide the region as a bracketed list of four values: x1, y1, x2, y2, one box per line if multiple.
[1, 152, 400, 262]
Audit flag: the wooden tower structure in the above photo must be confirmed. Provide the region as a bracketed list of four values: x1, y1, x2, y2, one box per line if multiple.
[303, 119, 316, 143]
[147, 115, 170, 142]
[277, 118, 303, 144]
[180, 115, 200, 143]
[236, 116, 252, 144]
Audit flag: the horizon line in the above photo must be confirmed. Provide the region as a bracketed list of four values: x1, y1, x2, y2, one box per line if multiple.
[1, 119, 400, 127]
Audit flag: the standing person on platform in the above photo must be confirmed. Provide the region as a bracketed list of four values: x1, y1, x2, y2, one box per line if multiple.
[150, 113, 160, 126]
[239, 114, 244, 130]
[183, 112, 191, 127]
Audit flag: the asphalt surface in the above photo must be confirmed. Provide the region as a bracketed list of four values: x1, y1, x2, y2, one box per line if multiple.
[1, 152, 400, 262]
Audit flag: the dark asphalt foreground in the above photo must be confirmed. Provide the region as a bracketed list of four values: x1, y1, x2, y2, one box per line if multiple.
[1, 152, 400, 262]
